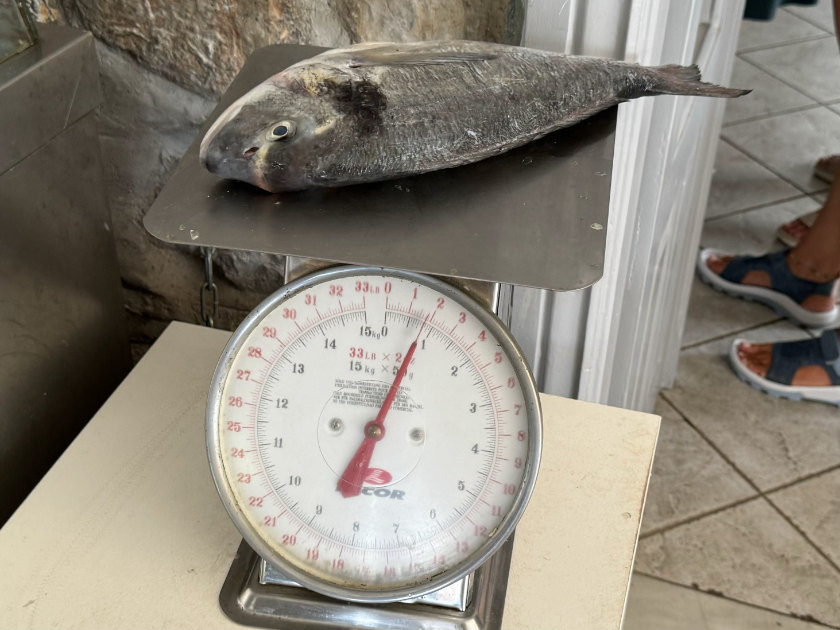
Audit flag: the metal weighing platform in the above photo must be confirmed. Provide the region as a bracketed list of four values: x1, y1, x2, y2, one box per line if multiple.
[143, 44, 615, 292]
[143, 43, 616, 630]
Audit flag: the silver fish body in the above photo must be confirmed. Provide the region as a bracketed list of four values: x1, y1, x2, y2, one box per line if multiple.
[200, 40, 748, 193]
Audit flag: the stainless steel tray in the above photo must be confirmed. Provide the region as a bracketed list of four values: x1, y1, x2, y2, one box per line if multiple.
[143, 44, 615, 292]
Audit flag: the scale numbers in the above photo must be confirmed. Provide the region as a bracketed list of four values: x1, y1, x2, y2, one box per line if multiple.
[208, 267, 541, 602]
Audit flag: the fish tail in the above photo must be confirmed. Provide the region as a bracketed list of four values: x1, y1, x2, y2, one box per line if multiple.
[644, 64, 750, 98]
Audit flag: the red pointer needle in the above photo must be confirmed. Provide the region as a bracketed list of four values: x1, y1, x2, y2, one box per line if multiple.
[337, 315, 429, 498]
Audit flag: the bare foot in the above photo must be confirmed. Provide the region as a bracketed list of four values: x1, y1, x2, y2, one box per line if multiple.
[779, 218, 811, 242]
[814, 154, 840, 182]
[706, 253, 771, 287]
[706, 254, 836, 313]
[777, 210, 820, 247]
[736, 333, 840, 387]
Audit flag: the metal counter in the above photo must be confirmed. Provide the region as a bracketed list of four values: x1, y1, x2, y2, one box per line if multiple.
[0, 24, 131, 524]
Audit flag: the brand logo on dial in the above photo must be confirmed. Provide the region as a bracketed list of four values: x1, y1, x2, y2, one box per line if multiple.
[361, 487, 405, 499]
[364, 467, 392, 485]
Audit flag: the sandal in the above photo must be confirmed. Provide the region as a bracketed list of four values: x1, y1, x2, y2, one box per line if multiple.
[814, 154, 840, 183]
[776, 210, 819, 248]
[729, 330, 840, 406]
[697, 248, 839, 328]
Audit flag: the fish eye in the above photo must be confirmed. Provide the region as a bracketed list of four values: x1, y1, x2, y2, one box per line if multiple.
[268, 121, 295, 141]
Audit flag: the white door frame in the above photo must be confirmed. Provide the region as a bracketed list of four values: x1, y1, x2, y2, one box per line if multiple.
[516, 0, 744, 410]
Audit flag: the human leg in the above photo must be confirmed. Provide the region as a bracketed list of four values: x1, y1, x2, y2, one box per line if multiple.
[728, 177, 840, 393]
[704, 0, 840, 404]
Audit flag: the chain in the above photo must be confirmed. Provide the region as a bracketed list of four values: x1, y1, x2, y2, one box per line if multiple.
[200, 246, 219, 328]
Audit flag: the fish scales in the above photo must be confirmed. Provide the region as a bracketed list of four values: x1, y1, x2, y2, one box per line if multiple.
[366, 61, 574, 169]
[200, 40, 748, 193]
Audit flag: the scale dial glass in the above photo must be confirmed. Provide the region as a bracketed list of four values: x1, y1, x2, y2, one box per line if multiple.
[207, 267, 541, 603]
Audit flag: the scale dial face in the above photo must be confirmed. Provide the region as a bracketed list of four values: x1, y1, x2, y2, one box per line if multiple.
[207, 267, 541, 603]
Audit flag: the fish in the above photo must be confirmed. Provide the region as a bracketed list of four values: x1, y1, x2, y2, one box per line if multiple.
[199, 40, 749, 193]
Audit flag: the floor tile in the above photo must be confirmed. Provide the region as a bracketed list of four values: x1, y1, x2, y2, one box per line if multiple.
[633, 10, 840, 629]
[784, 1, 836, 33]
[722, 106, 840, 193]
[742, 37, 840, 102]
[624, 574, 833, 630]
[811, 190, 829, 205]
[769, 467, 840, 567]
[682, 275, 781, 347]
[706, 140, 803, 216]
[634, 497, 840, 626]
[723, 58, 816, 125]
[639, 398, 755, 536]
[738, 9, 829, 52]
[700, 195, 821, 253]
[663, 322, 840, 491]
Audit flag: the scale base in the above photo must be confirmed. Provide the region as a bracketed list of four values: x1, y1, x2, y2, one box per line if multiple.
[219, 537, 515, 630]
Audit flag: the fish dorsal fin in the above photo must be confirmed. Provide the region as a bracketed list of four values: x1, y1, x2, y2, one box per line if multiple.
[347, 50, 497, 68]
[323, 43, 497, 68]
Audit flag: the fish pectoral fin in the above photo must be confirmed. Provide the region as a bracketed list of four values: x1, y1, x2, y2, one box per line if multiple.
[346, 49, 497, 68]
[314, 117, 338, 136]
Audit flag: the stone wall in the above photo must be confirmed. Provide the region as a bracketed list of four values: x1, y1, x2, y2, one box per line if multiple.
[25, 0, 521, 360]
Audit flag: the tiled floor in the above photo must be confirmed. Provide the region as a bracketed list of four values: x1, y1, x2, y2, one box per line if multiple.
[624, 4, 840, 629]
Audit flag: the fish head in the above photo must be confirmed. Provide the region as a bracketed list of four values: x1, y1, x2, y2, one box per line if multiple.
[199, 78, 333, 192]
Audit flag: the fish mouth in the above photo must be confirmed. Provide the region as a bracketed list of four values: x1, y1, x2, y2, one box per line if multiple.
[200, 139, 272, 192]
[198, 97, 249, 172]
[200, 142, 259, 170]
[199, 140, 226, 175]
[198, 131, 219, 172]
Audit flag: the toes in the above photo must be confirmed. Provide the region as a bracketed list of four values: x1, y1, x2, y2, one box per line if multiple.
[780, 219, 809, 238]
[736, 341, 772, 378]
[816, 154, 840, 172]
[706, 254, 732, 275]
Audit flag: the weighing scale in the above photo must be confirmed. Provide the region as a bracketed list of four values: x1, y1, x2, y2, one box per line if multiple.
[144, 43, 614, 630]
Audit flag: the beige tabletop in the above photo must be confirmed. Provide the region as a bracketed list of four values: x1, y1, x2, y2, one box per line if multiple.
[0, 322, 659, 629]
